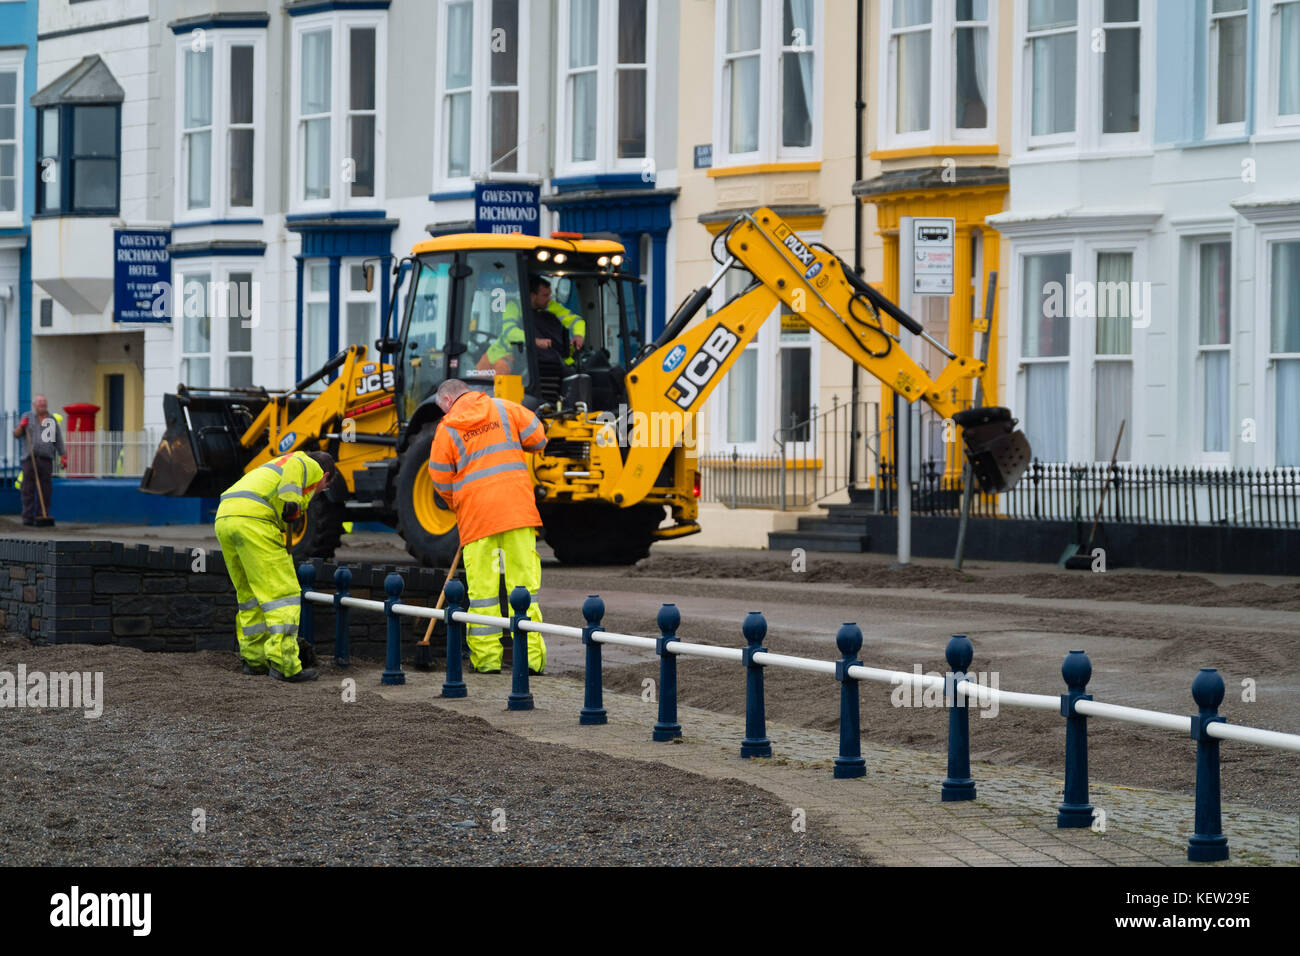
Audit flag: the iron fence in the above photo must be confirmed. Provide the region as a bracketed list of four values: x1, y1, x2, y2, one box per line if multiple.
[876, 459, 1300, 529]
[699, 399, 880, 509]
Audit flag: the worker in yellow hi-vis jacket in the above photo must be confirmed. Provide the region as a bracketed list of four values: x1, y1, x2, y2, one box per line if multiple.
[214, 450, 335, 681]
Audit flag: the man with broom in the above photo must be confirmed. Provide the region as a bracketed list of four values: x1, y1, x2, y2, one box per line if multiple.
[12, 395, 65, 527]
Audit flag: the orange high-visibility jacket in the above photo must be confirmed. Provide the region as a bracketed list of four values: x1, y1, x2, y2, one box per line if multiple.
[428, 391, 547, 545]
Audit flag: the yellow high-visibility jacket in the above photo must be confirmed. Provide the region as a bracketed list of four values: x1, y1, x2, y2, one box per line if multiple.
[216, 451, 324, 531]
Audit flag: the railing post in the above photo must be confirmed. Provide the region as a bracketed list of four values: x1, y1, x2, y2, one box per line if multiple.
[580, 595, 607, 725]
[507, 586, 534, 711]
[1057, 649, 1093, 827]
[653, 603, 681, 741]
[942, 635, 976, 802]
[332, 566, 351, 667]
[441, 579, 467, 698]
[833, 623, 865, 779]
[740, 611, 772, 758]
[730, 448, 738, 509]
[297, 563, 316, 647]
[381, 573, 406, 686]
[1188, 668, 1230, 862]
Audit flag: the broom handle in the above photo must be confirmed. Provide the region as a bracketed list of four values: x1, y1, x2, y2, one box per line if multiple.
[1084, 420, 1126, 546]
[26, 424, 51, 519]
[419, 545, 463, 646]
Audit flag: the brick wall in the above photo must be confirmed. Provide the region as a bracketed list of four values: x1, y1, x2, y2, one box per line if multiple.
[0, 539, 458, 661]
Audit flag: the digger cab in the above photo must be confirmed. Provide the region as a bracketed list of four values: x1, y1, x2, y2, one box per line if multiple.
[391, 233, 644, 424]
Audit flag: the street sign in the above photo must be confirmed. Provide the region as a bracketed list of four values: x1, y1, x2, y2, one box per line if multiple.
[113, 229, 172, 323]
[474, 183, 541, 235]
[911, 217, 955, 296]
[694, 144, 713, 169]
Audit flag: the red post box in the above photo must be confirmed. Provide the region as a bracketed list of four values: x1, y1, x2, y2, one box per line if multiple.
[62, 403, 100, 477]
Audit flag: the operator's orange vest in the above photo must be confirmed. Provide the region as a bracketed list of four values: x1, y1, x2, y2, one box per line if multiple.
[427, 392, 547, 545]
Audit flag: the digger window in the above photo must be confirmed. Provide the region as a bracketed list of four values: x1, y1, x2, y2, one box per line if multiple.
[403, 255, 452, 414]
[457, 251, 531, 392]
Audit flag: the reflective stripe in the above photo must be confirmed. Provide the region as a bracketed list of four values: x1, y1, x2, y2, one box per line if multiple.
[468, 597, 500, 607]
[261, 595, 299, 613]
[268, 623, 299, 635]
[429, 461, 457, 473]
[237, 597, 259, 611]
[443, 424, 467, 459]
[449, 460, 528, 490]
[279, 483, 303, 497]
[265, 462, 284, 475]
[493, 400, 521, 450]
[241, 622, 268, 635]
[432, 481, 454, 494]
[220, 490, 273, 509]
[518, 417, 543, 445]
[461, 439, 521, 467]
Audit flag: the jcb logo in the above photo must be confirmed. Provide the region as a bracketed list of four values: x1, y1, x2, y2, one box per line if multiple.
[666, 327, 740, 409]
[355, 370, 395, 397]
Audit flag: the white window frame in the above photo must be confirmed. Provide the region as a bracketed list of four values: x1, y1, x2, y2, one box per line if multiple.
[290, 10, 386, 213]
[878, 0, 997, 150]
[712, 0, 821, 168]
[1008, 231, 1151, 463]
[1256, 0, 1300, 137]
[1254, 226, 1300, 468]
[1086, 243, 1139, 463]
[434, 0, 532, 191]
[301, 261, 333, 376]
[1014, 0, 1154, 156]
[1209, 0, 1249, 139]
[1185, 235, 1234, 465]
[173, 262, 263, 388]
[555, 0, 657, 177]
[175, 32, 265, 222]
[0, 48, 23, 226]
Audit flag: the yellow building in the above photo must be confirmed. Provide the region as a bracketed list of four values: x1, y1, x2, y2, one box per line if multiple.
[667, 1, 1014, 548]
[855, 0, 1014, 480]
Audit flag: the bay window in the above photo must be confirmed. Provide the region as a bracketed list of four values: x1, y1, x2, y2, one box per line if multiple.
[1027, 0, 1077, 142]
[177, 266, 260, 389]
[1093, 251, 1133, 460]
[36, 104, 120, 215]
[557, 0, 652, 173]
[437, 0, 527, 186]
[292, 11, 384, 209]
[0, 55, 22, 218]
[178, 33, 261, 218]
[716, 0, 818, 164]
[1210, 0, 1248, 133]
[1260, 0, 1300, 131]
[1269, 240, 1300, 466]
[883, 0, 992, 146]
[1020, 252, 1071, 461]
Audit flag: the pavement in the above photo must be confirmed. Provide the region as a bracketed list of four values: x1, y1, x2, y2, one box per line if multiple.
[377, 669, 1298, 867]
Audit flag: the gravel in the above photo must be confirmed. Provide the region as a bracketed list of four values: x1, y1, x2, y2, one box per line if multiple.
[0, 635, 866, 866]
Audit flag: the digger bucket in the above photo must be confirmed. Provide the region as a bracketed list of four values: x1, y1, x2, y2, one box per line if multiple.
[952, 406, 1032, 494]
[139, 390, 268, 498]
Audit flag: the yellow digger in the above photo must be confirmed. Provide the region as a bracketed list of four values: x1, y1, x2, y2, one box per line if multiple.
[140, 208, 1029, 566]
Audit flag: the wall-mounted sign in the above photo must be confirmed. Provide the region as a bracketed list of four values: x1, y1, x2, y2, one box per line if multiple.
[911, 217, 955, 296]
[114, 229, 172, 323]
[693, 144, 713, 169]
[474, 183, 540, 236]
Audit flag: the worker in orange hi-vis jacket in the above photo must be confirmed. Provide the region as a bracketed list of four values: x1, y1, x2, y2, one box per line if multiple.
[427, 379, 548, 674]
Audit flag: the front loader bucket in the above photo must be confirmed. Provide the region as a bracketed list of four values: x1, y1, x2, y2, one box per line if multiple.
[953, 406, 1032, 494]
[139, 391, 267, 498]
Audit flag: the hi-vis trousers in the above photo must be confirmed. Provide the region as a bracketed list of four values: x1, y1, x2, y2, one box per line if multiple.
[462, 527, 547, 673]
[214, 516, 306, 677]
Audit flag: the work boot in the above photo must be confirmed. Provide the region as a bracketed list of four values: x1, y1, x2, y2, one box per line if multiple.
[241, 660, 268, 676]
[268, 663, 318, 683]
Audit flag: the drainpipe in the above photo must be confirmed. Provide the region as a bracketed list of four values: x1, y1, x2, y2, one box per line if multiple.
[850, 0, 865, 488]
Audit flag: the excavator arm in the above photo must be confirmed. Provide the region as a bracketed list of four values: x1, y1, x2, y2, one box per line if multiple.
[614, 206, 1029, 507]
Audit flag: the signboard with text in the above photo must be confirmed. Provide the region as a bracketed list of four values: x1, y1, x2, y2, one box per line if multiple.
[911, 217, 954, 296]
[114, 229, 172, 323]
[474, 183, 540, 235]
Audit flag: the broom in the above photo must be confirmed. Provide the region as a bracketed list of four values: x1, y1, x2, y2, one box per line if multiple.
[25, 424, 55, 528]
[414, 545, 462, 671]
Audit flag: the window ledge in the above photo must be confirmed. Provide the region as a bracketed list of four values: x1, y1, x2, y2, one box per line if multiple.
[706, 161, 821, 179]
[1250, 129, 1300, 145]
[1009, 147, 1154, 166]
[1172, 135, 1252, 150]
[869, 144, 999, 161]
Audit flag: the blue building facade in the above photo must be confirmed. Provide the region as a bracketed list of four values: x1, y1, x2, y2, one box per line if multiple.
[0, 0, 38, 422]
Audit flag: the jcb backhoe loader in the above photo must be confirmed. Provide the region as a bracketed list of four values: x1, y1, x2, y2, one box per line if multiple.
[140, 207, 1029, 566]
